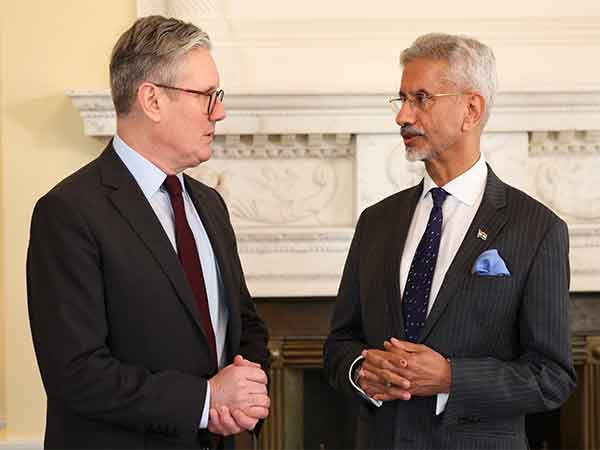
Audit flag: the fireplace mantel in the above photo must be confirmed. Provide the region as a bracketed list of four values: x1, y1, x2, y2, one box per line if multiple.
[67, 89, 600, 295]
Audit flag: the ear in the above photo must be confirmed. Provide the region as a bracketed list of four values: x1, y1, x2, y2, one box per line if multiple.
[136, 82, 163, 123]
[462, 93, 485, 132]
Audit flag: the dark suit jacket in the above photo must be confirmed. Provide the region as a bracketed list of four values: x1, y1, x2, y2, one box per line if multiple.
[27, 143, 269, 449]
[324, 166, 576, 449]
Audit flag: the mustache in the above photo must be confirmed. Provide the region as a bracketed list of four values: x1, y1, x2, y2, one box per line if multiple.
[400, 125, 426, 139]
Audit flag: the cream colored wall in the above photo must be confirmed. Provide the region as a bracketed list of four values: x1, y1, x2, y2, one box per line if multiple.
[1, 0, 136, 441]
[0, 7, 6, 441]
[2, 0, 600, 443]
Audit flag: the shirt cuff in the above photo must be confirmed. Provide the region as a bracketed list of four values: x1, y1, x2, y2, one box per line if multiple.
[199, 380, 211, 429]
[349, 355, 382, 407]
[436, 393, 449, 415]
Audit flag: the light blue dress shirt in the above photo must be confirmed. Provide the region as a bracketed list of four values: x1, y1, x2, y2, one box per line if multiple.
[113, 134, 229, 429]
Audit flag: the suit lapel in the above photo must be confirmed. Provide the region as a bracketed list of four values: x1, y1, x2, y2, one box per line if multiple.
[98, 146, 209, 342]
[385, 182, 423, 341]
[418, 166, 508, 343]
[184, 175, 241, 359]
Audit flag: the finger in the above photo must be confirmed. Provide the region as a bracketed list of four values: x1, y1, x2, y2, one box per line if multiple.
[231, 408, 258, 430]
[245, 380, 268, 394]
[361, 361, 381, 374]
[244, 406, 269, 419]
[244, 393, 271, 409]
[373, 387, 411, 401]
[219, 406, 243, 434]
[390, 337, 422, 353]
[208, 408, 226, 435]
[361, 381, 387, 398]
[364, 350, 405, 371]
[362, 361, 398, 379]
[360, 367, 386, 384]
[383, 341, 410, 364]
[379, 369, 411, 390]
[234, 354, 262, 368]
[362, 350, 393, 369]
[239, 367, 268, 384]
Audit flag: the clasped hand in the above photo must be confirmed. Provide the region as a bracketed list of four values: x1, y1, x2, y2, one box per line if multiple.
[358, 338, 451, 402]
[208, 355, 270, 436]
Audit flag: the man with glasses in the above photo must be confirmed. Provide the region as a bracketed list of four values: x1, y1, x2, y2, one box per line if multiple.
[27, 15, 269, 449]
[324, 33, 575, 449]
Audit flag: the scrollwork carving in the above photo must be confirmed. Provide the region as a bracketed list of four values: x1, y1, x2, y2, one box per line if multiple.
[189, 161, 339, 225]
[536, 160, 600, 220]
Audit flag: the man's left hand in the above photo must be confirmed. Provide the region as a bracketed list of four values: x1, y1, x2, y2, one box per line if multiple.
[363, 338, 451, 401]
[207, 355, 269, 436]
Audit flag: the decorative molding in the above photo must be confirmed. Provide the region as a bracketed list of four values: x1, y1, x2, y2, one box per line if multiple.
[66, 88, 600, 294]
[209, 134, 354, 159]
[65, 90, 115, 137]
[530, 131, 600, 155]
[570, 226, 600, 248]
[236, 230, 352, 254]
[245, 273, 340, 282]
[66, 90, 600, 136]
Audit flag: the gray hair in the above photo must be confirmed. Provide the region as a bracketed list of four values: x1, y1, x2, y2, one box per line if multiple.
[400, 33, 498, 127]
[110, 15, 211, 115]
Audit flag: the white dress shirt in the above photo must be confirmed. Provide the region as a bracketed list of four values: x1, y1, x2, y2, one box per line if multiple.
[351, 155, 488, 414]
[113, 134, 228, 428]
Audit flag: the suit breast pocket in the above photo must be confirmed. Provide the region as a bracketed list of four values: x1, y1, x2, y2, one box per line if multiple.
[460, 275, 522, 332]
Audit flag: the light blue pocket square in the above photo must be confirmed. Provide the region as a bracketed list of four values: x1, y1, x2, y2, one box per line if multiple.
[472, 249, 511, 277]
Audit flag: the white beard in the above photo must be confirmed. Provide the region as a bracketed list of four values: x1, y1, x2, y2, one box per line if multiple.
[405, 145, 439, 162]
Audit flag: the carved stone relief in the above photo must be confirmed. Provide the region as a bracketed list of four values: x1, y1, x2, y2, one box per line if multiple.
[186, 134, 354, 227]
[529, 131, 600, 223]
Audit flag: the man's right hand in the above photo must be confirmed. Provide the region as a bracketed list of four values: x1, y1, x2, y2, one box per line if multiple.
[359, 348, 412, 401]
[208, 355, 270, 436]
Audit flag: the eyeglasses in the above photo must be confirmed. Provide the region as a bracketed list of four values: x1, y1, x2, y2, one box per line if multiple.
[151, 83, 224, 116]
[388, 92, 466, 113]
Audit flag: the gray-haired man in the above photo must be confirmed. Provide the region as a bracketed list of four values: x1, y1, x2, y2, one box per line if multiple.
[27, 15, 269, 449]
[324, 33, 576, 449]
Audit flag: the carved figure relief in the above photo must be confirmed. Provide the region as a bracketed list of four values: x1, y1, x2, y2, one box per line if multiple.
[189, 161, 339, 225]
[536, 160, 600, 221]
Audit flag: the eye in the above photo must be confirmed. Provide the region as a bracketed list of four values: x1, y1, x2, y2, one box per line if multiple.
[414, 92, 429, 107]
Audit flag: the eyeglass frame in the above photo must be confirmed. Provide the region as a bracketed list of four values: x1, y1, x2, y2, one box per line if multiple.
[388, 91, 468, 113]
[149, 82, 225, 116]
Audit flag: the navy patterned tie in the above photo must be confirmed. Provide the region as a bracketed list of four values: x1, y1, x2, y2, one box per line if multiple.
[403, 187, 449, 342]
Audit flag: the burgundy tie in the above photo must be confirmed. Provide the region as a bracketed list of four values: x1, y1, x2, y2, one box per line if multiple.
[163, 175, 217, 365]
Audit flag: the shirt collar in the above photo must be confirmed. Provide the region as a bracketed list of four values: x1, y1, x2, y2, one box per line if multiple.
[113, 134, 184, 201]
[421, 154, 488, 207]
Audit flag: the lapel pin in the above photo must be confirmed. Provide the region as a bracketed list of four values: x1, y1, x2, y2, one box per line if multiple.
[477, 229, 488, 241]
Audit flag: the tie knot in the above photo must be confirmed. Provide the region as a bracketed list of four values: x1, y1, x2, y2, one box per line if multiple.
[430, 187, 449, 208]
[163, 175, 182, 197]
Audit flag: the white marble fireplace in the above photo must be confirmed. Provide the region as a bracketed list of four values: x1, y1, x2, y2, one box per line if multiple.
[67, 0, 600, 296]
[67, 89, 600, 295]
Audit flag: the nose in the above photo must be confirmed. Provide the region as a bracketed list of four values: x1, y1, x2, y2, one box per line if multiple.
[395, 100, 415, 128]
[210, 99, 226, 122]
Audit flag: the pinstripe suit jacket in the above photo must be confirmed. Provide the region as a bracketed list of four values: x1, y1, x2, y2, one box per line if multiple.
[324, 166, 576, 449]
